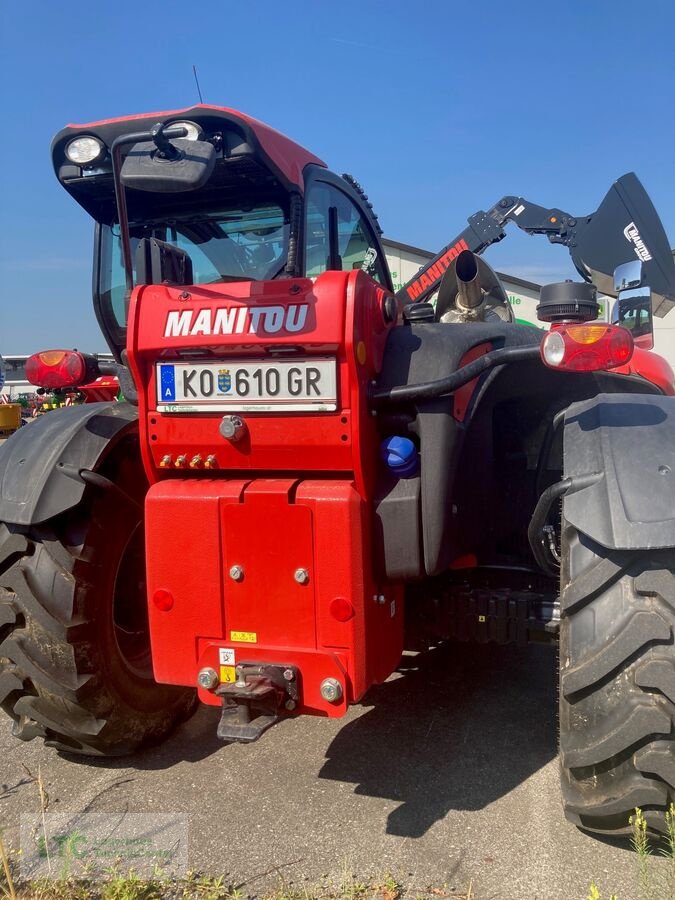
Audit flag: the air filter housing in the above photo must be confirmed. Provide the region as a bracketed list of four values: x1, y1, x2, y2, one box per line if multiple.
[536, 281, 599, 324]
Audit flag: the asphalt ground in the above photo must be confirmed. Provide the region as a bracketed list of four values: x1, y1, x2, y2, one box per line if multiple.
[0, 642, 669, 900]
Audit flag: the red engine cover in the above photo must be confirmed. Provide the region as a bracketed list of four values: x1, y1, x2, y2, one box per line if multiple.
[128, 271, 404, 715]
[145, 478, 403, 713]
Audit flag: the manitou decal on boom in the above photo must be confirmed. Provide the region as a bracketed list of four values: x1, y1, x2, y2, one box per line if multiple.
[404, 238, 469, 300]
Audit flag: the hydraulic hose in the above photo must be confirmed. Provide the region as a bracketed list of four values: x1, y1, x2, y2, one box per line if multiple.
[528, 472, 602, 576]
[528, 477, 572, 576]
[370, 344, 541, 407]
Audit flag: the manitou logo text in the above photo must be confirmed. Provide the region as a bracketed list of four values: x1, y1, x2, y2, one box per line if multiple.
[164, 304, 309, 338]
[623, 222, 653, 262]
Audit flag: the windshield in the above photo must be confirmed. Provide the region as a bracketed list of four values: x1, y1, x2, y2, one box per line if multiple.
[99, 201, 290, 330]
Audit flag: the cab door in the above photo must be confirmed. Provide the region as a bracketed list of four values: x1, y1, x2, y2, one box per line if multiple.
[302, 170, 392, 291]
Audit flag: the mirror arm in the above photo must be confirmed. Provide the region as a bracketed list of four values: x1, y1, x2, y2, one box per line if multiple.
[151, 122, 182, 160]
[110, 133, 139, 298]
[110, 124, 189, 301]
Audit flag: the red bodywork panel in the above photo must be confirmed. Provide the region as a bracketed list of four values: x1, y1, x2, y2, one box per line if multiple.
[127, 271, 393, 494]
[146, 478, 403, 713]
[613, 346, 675, 395]
[79, 375, 119, 403]
[129, 270, 404, 714]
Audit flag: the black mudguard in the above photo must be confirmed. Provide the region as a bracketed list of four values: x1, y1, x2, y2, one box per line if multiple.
[563, 393, 675, 550]
[0, 402, 139, 526]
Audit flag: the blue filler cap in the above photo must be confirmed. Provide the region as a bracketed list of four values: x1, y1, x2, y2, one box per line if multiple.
[381, 436, 419, 478]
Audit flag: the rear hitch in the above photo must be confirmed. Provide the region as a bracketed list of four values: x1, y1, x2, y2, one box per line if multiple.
[216, 663, 299, 743]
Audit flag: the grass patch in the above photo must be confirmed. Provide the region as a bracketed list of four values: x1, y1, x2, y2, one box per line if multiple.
[0, 849, 463, 900]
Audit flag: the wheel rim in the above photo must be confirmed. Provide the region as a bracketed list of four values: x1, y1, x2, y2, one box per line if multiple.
[112, 522, 154, 680]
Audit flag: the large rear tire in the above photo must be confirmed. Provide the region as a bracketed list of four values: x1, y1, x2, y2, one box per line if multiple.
[559, 518, 675, 834]
[0, 449, 196, 756]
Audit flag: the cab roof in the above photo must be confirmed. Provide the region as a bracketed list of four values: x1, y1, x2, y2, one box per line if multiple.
[51, 105, 327, 220]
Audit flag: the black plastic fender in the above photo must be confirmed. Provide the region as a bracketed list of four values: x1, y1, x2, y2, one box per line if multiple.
[0, 402, 139, 526]
[563, 393, 675, 550]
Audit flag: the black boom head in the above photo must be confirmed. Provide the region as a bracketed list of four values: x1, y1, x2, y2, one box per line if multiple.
[570, 173, 675, 317]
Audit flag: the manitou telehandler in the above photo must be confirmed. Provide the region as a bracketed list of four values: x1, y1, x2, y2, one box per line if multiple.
[1, 106, 674, 837]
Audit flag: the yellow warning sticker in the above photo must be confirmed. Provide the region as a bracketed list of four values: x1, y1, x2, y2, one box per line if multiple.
[220, 665, 237, 683]
[230, 631, 257, 643]
[478, 615, 487, 623]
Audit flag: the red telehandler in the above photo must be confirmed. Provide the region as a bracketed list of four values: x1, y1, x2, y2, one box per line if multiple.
[1, 105, 674, 837]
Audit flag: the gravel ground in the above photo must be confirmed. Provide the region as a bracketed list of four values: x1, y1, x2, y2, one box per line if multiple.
[0, 642, 668, 899]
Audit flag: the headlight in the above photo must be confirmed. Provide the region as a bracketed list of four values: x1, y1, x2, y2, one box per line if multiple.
[65, 136, 105, 165]
[167, 120, 202, 141]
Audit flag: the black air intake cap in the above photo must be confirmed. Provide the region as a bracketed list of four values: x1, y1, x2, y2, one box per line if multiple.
[536, 281, 599, 323]
[403, 302, 436, 323]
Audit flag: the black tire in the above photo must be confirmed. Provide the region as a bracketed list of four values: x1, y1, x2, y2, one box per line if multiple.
[559, 517, 675, 835]
[0, 445, 196, 756]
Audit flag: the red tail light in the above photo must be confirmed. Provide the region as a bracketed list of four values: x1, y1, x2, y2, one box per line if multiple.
[540, 324, 634, 372]
[25, 350, 88, 388]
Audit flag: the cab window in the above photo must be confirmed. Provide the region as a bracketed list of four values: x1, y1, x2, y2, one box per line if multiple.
[305, 182, 387, 284]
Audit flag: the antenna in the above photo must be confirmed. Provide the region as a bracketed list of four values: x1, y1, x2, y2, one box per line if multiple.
[192, 65, 204, 104]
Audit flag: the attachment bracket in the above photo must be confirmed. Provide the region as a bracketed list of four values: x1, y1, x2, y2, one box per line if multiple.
[216, 663, 299, 743]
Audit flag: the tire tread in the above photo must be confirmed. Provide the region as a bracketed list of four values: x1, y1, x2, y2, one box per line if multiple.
[560, 524, 675, 835]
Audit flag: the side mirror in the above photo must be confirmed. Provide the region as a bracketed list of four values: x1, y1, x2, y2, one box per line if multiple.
[611, 261, 654, 349]
[613, 259, 643, 292]
[121, 135, 216, 193]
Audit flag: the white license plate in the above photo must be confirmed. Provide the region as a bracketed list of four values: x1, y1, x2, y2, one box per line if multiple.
[156, 358, 337, 412]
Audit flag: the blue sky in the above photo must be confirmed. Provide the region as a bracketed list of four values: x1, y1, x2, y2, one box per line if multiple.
[1, 0, 673, 352]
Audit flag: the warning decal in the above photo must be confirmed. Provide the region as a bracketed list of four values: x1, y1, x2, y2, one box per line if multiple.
[219, 648, 236, 666]
[220, 666, 237, 683]
[230, 631, 257, 643]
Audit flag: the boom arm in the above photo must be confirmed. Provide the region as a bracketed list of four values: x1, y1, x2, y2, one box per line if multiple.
[396, 195, 579, 305]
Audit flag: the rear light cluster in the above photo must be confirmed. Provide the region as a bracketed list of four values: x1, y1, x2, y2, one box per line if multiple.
[25, 350, 89, 389]
[540, 324, 633, 372]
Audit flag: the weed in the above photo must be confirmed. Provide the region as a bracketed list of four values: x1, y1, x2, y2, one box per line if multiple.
[589, 804, 675, 900]
[373, 874, 399, 900]
[0, 832, 17, 900]
[662, 804, 675, 900]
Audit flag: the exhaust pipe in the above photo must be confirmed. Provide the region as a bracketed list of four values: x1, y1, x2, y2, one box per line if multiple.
[455, 250, 483, 310]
